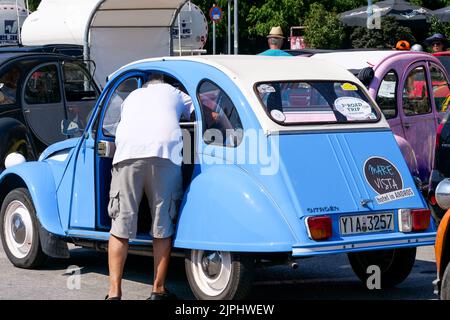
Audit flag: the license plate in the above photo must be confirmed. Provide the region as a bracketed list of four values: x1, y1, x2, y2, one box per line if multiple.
[339, 213, 394, 235]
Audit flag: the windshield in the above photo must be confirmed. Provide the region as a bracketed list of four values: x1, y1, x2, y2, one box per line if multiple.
[255, 81, 380, 125]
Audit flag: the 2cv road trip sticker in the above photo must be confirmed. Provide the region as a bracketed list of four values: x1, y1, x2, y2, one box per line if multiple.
[363, 157, 414, 204]
[334, 97, 376, 120]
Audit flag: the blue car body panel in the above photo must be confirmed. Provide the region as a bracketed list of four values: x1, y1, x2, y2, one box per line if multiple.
[0, 58, 436, 257]
[0, 162, 66, 236]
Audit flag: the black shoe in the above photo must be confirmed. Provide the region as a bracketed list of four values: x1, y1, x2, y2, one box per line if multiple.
[105, 295, 121, 300]
[147, 290, 178, 300]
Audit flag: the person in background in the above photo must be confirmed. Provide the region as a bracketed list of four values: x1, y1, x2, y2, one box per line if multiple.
[259, 26, 292, 56]
[395, 40, 410, 51]
[425, 33, 448, 53]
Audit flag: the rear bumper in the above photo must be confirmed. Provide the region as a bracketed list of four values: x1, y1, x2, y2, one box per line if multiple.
[292, 232, 436, 257]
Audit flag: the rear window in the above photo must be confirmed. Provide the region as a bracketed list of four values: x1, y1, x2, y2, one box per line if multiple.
[255, 81, 380, 125]
[437, 56, 450, 76]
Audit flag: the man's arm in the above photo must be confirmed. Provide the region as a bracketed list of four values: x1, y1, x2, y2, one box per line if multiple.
[180, 91, 195, 120]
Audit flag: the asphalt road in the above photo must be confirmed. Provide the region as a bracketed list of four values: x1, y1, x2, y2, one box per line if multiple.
[0, 243, 437, 300]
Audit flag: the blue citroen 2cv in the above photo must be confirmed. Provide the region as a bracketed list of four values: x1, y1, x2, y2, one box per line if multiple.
[0, 56, 436, 300]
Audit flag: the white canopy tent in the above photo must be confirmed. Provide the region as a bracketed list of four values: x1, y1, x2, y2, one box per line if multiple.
[21, 0, 189, 86]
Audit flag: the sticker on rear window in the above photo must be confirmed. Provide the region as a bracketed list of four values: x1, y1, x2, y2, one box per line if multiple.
[270, 109, 286, 122]
[341, 83, 358, 91]
[363, 157, 414, 204]
[334, 97, 372, 120]
[257, 84, 276, 94]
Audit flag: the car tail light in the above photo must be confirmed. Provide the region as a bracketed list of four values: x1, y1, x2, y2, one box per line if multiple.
[306, 216, 332, 241]
[398, 209, 431, 232]
[398, 209, 412, 232]
[429, 194, 437, 206]
[411, 209, 431, 231]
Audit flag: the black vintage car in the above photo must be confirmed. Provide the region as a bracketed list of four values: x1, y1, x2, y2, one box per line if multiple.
[429, 110, 450, 223]
[0, 45, 99, 169]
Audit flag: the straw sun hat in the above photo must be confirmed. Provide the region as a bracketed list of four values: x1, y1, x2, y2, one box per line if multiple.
[267, 26, 285, 39]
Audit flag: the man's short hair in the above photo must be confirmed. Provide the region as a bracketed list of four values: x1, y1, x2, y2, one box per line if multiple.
[269, 37, 283, 47]
[143, 73, 165, 87]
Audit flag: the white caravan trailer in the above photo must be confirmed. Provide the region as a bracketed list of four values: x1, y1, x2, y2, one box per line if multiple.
[21, 0, 207, 87]
[0, 0, 29, 45]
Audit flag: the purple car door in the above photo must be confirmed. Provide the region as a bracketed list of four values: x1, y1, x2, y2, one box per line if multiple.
[400, 63, 437, 182]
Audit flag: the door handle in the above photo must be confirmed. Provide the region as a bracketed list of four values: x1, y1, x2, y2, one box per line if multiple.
[97, 140, 116, 158]
[404, 123, 411, 129]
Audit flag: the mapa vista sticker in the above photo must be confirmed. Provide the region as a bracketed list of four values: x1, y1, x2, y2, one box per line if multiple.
[334, 97, 372, 120]
[363, 157, 414, 204]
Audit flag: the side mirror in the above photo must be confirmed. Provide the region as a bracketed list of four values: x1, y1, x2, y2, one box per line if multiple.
[435, 178, 450, 210]
[61, 119, 83, 136]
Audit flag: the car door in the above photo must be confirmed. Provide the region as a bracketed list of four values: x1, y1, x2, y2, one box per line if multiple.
[94, 72, 145, 231]
[22, 62, 67, 146]
[400, 63, 437, 182]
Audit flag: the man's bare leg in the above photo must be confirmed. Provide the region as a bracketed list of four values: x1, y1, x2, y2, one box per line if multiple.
[152, 237, 172, 293]
[108, 234, 129, 298]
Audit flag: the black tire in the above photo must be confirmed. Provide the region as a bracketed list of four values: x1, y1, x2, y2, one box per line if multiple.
[348, 247, 416, 289]
[0, 188, 47, 268]
[430, 203, 445, 226]
[185, 250, 254, 300]
[441, 262, 450, 300]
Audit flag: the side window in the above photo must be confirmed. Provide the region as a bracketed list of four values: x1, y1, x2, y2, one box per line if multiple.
[23, 64, 65, 145]
[402, 66, 431, 116]
[376, 71, 398, 119]
[430, 63, 450, 113]
[198, 80, 243, 147]
[24, 64, 61, 105]
[0, 66, 21, 105]
[102, 77, 139, 137]
[63, 62, 98, 131]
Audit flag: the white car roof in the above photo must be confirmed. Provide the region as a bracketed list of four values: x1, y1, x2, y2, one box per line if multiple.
[312, 51, 399, 71]
[112, 55, 391, 133]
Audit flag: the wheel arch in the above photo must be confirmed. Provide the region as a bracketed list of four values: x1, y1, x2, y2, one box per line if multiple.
[0, 118, 35, 167]
[174, 165, 296, 252]
[0, 163, 65, 237]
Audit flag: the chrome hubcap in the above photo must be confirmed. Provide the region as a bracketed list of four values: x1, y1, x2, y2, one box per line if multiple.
[201, 252, 222, 278]
[11, 214, 26, 244]
[3, 200, 33, 259]
[190, 250, 232, 297]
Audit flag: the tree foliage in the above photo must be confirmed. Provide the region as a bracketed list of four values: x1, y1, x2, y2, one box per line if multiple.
[27, 0, 40, 11]
[303, 3, 345, 49]
[351, 16, 415, 49]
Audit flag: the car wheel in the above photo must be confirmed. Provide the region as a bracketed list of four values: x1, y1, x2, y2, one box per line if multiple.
[0, 188, 47, 268]
[441, 262, 450, 300]
[348, 247, 416, 288]
[185, 250, 254, 300]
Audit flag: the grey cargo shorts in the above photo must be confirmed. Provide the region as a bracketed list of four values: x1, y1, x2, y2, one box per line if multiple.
[108, 157, 183, 239]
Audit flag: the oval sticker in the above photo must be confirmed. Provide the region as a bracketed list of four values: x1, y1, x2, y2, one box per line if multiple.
[334, 97, 372, 120]
[364, 157, 403, 195]
[270, 109, 286, 122]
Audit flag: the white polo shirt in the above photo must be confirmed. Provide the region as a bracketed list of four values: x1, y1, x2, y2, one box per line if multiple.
[113, 83, 193, 166]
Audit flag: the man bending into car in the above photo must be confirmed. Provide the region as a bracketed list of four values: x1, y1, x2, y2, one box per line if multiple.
[106, 73, 193, 300]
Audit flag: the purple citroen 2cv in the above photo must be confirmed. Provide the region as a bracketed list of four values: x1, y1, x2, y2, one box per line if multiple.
[311, 51, 450, 193]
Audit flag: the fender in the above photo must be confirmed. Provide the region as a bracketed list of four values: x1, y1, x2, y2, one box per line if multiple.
[0, 118, 35, 169]
[394, 134, 420, 181]
[436, 210, 450, 279]
[0, 162, 65, 237]
[174, 165, 296, 252]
